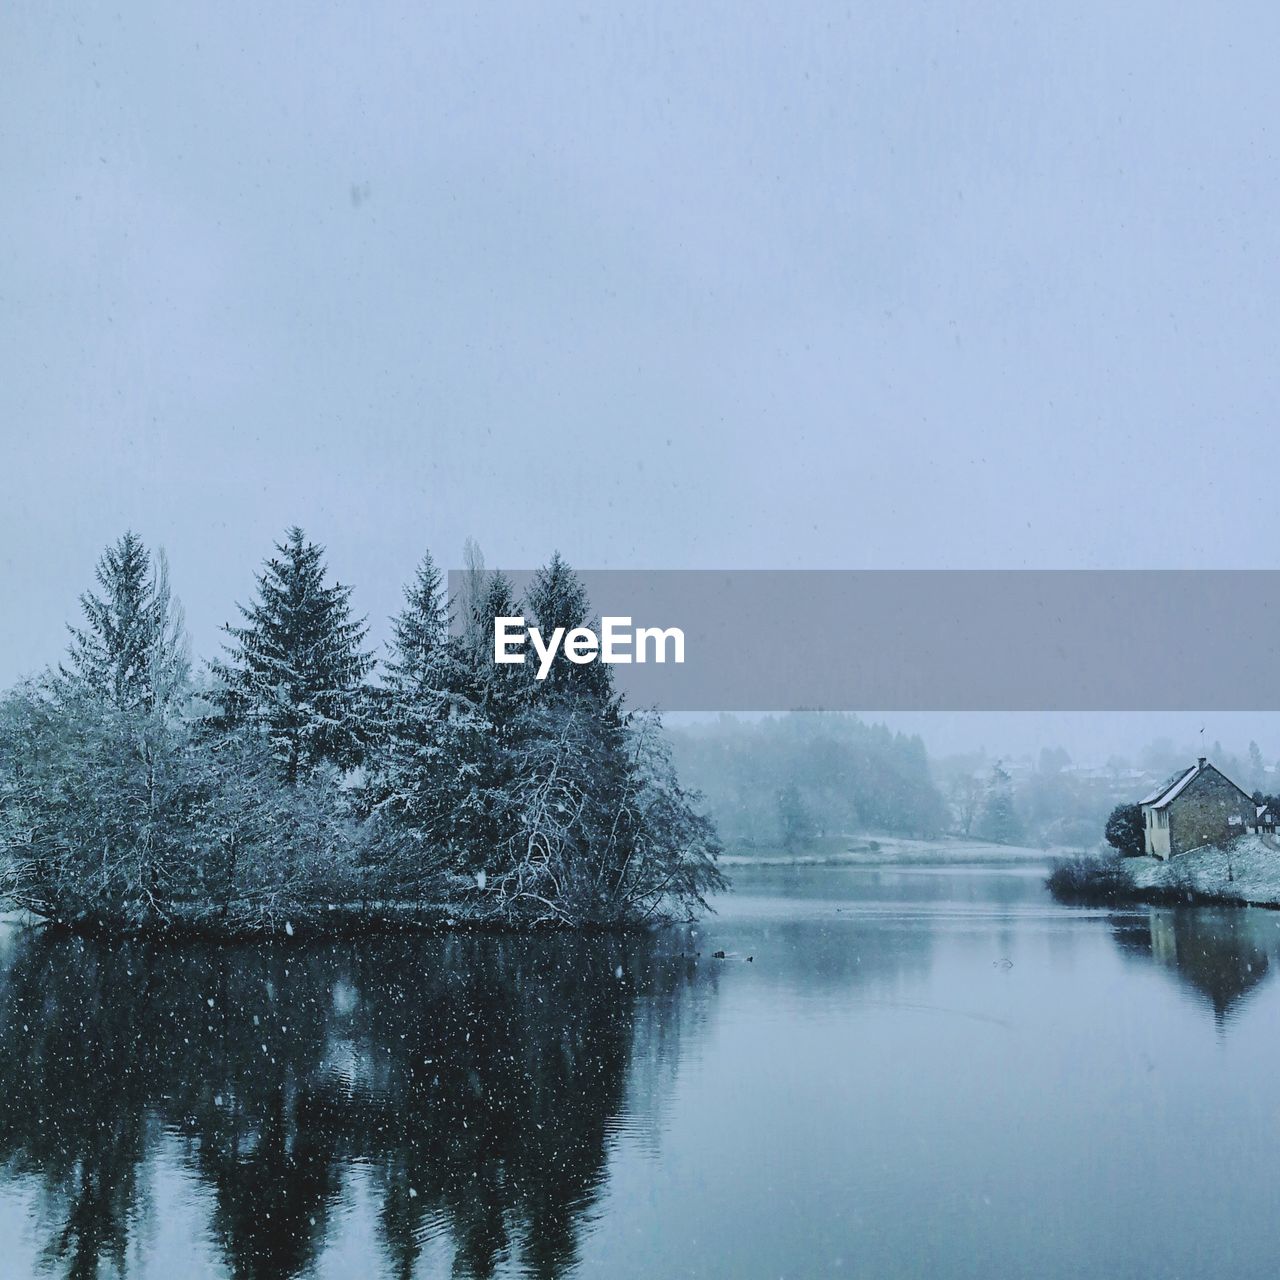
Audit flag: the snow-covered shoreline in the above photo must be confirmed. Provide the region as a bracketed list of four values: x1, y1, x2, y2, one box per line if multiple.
[1123, 834, 1280, 907]
[721, 835, 1057, 868]
[1047, 834, 1280, 909]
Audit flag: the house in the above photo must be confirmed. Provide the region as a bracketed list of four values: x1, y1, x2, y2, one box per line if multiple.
[1256, 805, 1278, 836]
[1139, 757, 1255, 859]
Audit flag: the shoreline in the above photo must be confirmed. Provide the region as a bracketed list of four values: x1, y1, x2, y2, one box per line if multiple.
[1048, 835, 1280, 910]
[5, 913, 665, 944]
[0, 901, 682, 943]
[722, 835, 1059, 868]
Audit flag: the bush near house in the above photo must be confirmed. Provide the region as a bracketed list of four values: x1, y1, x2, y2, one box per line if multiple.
[1104, 802, 1145, 858]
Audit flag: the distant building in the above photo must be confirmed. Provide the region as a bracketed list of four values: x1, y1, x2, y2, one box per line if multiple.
[1255, 804, 1277, 836]
[1139, 757, 1255, 859]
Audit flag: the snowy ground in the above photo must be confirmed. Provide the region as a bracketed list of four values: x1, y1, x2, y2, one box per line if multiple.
[1125, 834, 1280, 907]
[720, 834, 1059, 867]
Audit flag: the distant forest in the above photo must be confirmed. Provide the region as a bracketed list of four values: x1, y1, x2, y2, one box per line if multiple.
[668, 717, 1232, 854]
[668, 714, 948, 849]
[0, 531, 723, 935]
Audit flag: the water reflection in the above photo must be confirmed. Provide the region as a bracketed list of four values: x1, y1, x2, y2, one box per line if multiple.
[13, 871, 1280, 1280]
[0, 930, 712, 1278]
[1112, 906, 1280, 1026]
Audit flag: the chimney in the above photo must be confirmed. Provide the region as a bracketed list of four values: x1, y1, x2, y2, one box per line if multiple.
[1198, 756, 1207, 769]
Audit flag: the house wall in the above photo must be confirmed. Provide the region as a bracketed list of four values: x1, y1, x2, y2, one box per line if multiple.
[1144, 804, 1171, 858]
[1168, 768, 1251, 856]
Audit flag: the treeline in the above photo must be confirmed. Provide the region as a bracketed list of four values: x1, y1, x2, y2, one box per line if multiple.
[667, 713, 947, 849]
[0, 530, 723, 934]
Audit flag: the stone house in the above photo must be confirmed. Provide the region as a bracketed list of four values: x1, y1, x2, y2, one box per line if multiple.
[1139, 757, 1254, 859]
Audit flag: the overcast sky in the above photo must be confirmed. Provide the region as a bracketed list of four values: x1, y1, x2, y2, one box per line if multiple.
[4, 3, 1279, 758]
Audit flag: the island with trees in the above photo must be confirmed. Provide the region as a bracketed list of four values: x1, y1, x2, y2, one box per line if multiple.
[0, 531, 724, 937]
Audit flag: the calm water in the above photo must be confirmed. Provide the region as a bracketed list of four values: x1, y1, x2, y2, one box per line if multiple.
[4, 864, 1280, 1278]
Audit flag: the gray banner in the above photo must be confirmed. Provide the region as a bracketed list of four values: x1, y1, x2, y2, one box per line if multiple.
[447, 570, 1280, 711]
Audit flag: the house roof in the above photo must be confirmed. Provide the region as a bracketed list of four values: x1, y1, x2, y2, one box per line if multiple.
[1140, 759, 1254, 811]
[1140, 765, 1197, 808]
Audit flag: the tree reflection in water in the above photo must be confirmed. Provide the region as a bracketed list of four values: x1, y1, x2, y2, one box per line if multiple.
[0, 929, 713, 1278]
[1111, 906, 1280, 1028]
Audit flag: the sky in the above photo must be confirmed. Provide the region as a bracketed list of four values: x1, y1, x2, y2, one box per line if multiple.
[4, 3, 1280, 758]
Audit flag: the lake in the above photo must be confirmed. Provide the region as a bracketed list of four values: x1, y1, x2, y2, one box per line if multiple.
[4, 862, 1280, 1278]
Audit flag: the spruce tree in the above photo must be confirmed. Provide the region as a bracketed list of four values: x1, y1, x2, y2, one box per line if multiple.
[525, 552, 612, 701]
[61, 532, 189, 712]
[978, 761, 1024, 845]
[385, 552, 449, 693]
[211, 527, 373, 783]
[453, 566, 529, 865]
[14, 534, 194, 924]
[457, 565, 529, 732]
[1249, 740, 1265, 790]
[482, 552, 640, 911]
[777, 782, 815, 851]
[371, 550, 464, 848]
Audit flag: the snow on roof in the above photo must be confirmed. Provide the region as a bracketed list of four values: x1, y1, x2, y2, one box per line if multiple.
[1140, 765, 1197, 807]
[1151, 765, 1204, 809]
[1141, 759, 1254, 810]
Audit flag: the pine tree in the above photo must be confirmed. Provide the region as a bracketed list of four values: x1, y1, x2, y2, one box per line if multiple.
[777, 782, 815, 851]
[1249, 740, 1265, 790]
[480, 552, 641, 911]
[10, 535, 194, 924]
[366, 549, 470, 872]
[458, 565, 530, 733]
[60, 532, 189, 712]
[210, 527, 373, 783]
[525, 552, 612, 701]
[372, 545, 531, 874]
[978, 761, 1025, 845]
[450, 565, 530, 865]
[385, 552, 449, 693]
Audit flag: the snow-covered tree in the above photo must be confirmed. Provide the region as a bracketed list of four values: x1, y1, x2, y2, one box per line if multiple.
[59, 532, 189, 712]
[3, 534, 193, 926]
[363, 550, 476, 882]
[456, 562, 529, 738]
[0, 535, 196, 926]
[1104, 802, 1144, 858]
[184, 728, 364, 930]
[210, 527, 373, 783]
[777, 782, 815, 851]
[1, 534, 725, 934]
[479, 705, 724, 926]
[978, 761, 1025, 845]
[948, 770, 983, 837]
[1248, 740, 1265, 791]
[525, 551, 611, 701]
[385, 551, 449, 694]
